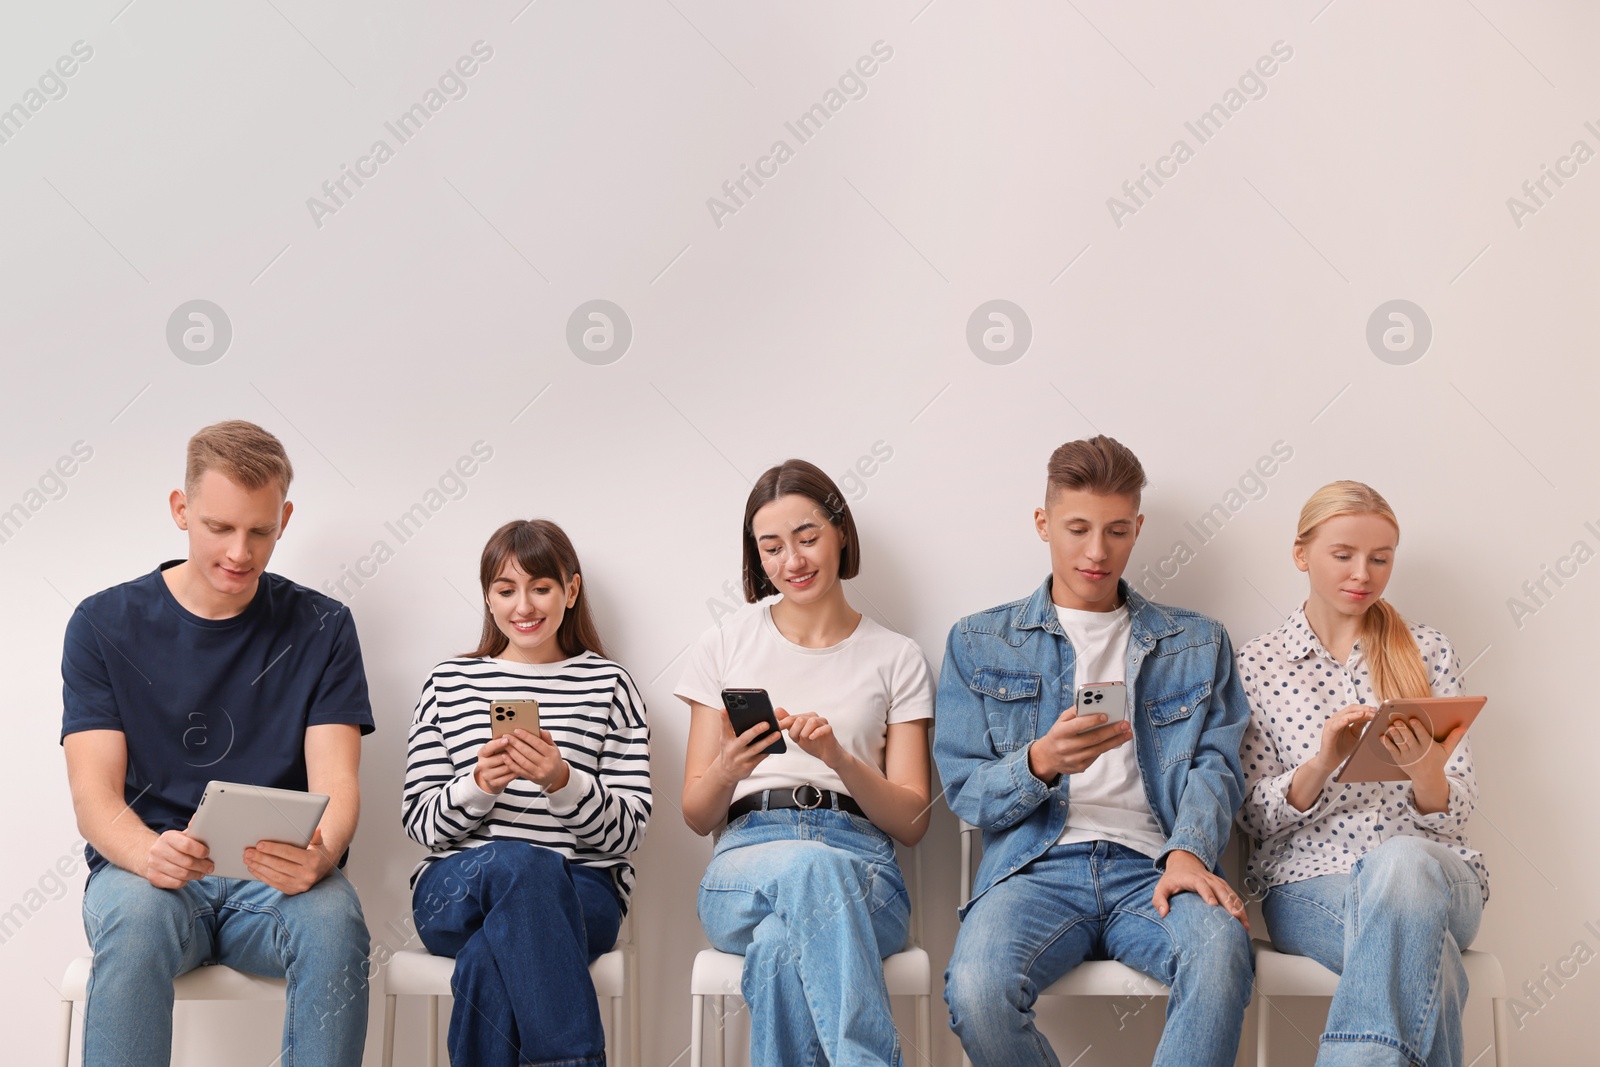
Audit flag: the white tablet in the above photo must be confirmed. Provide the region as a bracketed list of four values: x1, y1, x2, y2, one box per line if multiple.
[185, 781, 330, 881]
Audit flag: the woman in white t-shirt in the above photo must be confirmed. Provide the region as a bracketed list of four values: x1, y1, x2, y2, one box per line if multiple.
[677, 459, 934, 1067]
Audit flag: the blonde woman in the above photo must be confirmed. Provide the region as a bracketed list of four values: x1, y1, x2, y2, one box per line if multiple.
[1237, 481, 1486, 1067]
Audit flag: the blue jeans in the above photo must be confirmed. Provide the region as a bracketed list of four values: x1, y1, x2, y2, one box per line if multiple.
[413, 841, 622, 1067]
[945, 840, 1252, 1067]
[1262, 836, 1484, 1067]
[698, 807, 911, 1067]
[81, 863, 370, 1067]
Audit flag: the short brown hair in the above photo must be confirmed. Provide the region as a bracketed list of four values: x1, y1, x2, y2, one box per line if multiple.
[1046, 435, 1147, 504]
[741, 459, 860, 602]
[185, 421, 294, 496]
[464, 519, 607, 660]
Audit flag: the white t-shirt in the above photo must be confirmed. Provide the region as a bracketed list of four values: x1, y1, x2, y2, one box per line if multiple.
[675, 603, 934, 805]
[1053, 603, 1167, 859]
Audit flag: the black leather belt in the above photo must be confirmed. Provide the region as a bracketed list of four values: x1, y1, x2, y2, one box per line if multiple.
[728, 785, 865, 822]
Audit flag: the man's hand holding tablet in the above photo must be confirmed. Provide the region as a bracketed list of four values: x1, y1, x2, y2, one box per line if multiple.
[184, 782, 331, 892]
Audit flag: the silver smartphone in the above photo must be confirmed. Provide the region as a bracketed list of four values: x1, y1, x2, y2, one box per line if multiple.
[1074, 680, 1128, 725]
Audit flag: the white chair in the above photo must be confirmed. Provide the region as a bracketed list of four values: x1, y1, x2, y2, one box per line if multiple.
[1251, 941, 1510, 1067]
[687, 842, 934, 1067]
[956, 820, 1170, 1067]
[380, 910, 641, 1067]
[57, 958, 287, 1066]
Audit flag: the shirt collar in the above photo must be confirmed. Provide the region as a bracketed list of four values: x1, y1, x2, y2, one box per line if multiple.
[1283, 604, 1365, 669]
[1014, 573, 1181, 645]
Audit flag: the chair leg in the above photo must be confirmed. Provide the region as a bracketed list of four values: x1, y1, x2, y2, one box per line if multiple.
[916, 993, 931, 1062]
[57, 997, 74, 1067]
[1256, 993, 1271, 1067]
[1493, 996, 1512, 1067]
[381, 993, 397, 1067]
[711, 996, 726, 1067]
[608, 993, 622, 1064]
[629, 946, 642, 1067]
[427, 994, 441, 1067]
[689, 993, 705, 1067]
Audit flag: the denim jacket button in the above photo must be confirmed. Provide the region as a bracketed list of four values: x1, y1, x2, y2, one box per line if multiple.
[998, 687, 1007, 695]
[1180, 705, 1188, 713]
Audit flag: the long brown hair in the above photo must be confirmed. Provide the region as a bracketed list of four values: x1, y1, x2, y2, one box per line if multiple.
[464, 519, 607, 660]
[1295, 481, 1429, 702]
[741, 459, 860, 602]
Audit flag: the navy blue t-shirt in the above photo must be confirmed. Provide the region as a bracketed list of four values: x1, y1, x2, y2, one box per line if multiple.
[61, 561, 375, 874]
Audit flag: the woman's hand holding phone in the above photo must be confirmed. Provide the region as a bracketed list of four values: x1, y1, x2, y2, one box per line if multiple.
[778, 710, 846, 769]
[473, 735, 518, 794]
[499, 728, 571, 793]
[474, 728, 571, 796]
[714, 710, 785, 786]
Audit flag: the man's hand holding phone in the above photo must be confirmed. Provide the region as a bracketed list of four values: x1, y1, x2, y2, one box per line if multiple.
[1027, 705, 1132, 785]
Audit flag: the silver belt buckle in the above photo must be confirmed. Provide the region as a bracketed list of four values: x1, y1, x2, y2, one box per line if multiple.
[792, 784, 823, 809]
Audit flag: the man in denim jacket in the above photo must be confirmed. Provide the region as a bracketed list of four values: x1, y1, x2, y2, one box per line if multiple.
[937, 436, 1253, 1067]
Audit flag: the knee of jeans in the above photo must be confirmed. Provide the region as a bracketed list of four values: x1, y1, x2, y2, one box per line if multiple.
[290, 880, 370, 959]
[1175, 913, 1252, 980]
[945, 943, 1022, 1017]
[508, 842, 565, 874]
[1355, 838, 1449, 910]
[792, 847, 867, 895]
[497, 845, 575, 904]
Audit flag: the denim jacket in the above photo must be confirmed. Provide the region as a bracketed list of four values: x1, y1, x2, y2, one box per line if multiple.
[934, 575, 1250, 912]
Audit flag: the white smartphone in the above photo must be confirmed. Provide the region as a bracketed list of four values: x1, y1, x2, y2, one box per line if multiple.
[1074, 680, 1128, 726]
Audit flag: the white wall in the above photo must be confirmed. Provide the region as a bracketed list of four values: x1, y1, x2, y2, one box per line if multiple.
[2, 2, 1595, 1064]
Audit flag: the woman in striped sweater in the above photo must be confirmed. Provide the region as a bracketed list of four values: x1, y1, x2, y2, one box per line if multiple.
[402, 519, 651, 1067]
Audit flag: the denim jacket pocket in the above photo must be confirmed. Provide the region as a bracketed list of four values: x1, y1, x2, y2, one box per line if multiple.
[970, 666, 1041, 754]
[1144, 679, 1211, 768]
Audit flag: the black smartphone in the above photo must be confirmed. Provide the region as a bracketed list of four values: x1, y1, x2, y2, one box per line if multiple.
[721, 688, 787, 755]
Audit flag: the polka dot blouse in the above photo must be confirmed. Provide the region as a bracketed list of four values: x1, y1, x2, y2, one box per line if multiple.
[1235, 607, 1488, 902]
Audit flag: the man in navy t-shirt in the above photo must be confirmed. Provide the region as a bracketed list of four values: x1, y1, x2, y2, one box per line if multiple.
[61, 420, 375, 1067]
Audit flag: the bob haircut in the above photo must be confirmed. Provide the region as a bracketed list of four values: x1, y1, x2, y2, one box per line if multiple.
[740, 459, 860, 602]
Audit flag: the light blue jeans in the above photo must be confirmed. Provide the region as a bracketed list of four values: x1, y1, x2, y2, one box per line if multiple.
[945, 839, 1253, 1067]
[698, 806, 911, 1067]
[1263, 836, 1484, 1067]
[81, 863, 370, 1067]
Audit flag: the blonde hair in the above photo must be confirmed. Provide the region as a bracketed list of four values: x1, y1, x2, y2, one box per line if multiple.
[1295, 480, 1429, 702]
[185, 421, 294, 496]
